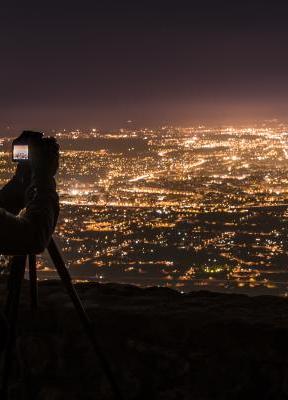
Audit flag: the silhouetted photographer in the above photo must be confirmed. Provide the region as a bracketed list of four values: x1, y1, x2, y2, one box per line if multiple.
[0, 131, 59, 368]
[0, 131, 59, 254]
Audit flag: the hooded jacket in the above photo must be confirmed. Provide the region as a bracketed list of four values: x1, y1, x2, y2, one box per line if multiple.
[0, 175, 59, 255]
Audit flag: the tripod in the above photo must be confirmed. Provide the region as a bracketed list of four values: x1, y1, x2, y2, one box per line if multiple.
[1, 237, 123, 400]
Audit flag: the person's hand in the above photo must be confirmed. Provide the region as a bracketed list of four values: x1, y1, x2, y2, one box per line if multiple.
[28, 136, 60, 185]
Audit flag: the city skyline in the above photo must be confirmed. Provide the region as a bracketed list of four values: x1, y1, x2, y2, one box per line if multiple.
[2, 123, 288, 296]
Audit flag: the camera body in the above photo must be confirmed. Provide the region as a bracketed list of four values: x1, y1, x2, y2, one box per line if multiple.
[12, 131, 44, 162]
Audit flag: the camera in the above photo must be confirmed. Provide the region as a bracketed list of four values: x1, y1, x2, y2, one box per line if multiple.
[12, 131, 44, 162]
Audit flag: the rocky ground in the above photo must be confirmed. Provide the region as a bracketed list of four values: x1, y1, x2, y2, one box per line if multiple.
[0, 279, 288, 399]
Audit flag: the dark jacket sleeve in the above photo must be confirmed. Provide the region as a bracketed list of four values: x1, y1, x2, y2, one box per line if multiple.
[0, 177, 26, 215]
[0, 181, 59, 255]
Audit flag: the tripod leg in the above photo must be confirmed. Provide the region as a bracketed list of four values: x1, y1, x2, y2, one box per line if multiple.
[47, 238, 124, 400]
[28, 254, 38, 312]
[2, 255, 27, 399]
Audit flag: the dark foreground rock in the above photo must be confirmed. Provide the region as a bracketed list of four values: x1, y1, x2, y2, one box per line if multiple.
[1, 280, 288, 399]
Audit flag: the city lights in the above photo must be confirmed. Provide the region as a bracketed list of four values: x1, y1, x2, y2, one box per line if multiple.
[1, 123, 288, 295]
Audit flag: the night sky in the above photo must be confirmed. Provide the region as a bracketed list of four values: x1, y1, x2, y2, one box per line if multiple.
[1, 1, 288, 131]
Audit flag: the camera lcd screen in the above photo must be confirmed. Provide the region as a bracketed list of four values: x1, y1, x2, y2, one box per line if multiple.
[13, 145, 29, 161]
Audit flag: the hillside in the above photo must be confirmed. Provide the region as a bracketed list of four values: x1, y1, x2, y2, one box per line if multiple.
[1, 280, 288, 399]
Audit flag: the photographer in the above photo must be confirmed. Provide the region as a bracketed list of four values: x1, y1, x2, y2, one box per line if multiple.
[0, 131, 59, 254]
[0, 131, 59, 361]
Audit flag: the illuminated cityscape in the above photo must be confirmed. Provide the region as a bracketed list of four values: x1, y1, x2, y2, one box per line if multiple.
[1, 123, 288, 296]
